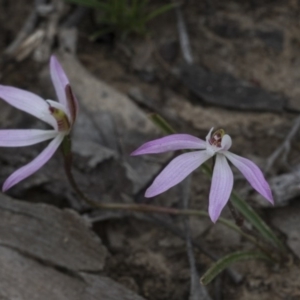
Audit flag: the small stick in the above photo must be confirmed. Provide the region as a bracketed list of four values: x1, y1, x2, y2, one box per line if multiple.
[265, 115, 300, 172]
[4, 11, 38, 56]
[181, 177, 212, 299]
[176, 5, 193, 64]
[62, 149, 272, 256]
[4, 0, 46, 57]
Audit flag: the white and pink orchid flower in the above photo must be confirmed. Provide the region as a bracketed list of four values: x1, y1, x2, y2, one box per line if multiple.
[0, 55, 78, 191]
[131, 128, 273, 222]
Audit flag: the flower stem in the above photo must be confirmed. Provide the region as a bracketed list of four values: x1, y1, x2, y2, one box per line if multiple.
[62, 148, 275, 257]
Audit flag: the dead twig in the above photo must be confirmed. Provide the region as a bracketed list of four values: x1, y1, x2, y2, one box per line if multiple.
[34, 0, 65, 62]
[4, 0, 46, 57]
[176, 5, 193, 64]
[181, 177, 212, 300]
[15, 29, 45, 62]
[4, 11, 37, 56]
[265, 115, 300, 173]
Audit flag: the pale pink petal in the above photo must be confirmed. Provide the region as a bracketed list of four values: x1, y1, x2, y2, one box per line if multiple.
[145, 150, 212, 197]
[224, 152, 273, 204]
[131, 134, 206, 156]
[50, 55, 69, 107]
[209, 154, 234, 223]
[0, 85, 56, 128]
[2, 134, 64, 191]
[0, 130, 57, 147]
[221, 134, 232, 151]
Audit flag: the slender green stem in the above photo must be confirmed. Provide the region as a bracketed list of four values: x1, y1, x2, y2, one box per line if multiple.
[230, 191, 285, 251]
[201, 250, 274, 285]
[62, 150, 273, 255]
[198, 163, 285, 252]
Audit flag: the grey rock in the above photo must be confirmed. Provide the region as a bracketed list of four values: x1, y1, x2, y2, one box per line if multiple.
[0, 193, 107, 271]
[179, 64, 287, 112]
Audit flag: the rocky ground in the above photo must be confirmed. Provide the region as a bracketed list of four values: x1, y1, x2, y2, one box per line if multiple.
[0, 0, 300, 299]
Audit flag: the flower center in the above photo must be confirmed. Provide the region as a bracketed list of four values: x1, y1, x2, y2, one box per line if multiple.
[49, 106, 70, 132]
[209, 129, 225, 148]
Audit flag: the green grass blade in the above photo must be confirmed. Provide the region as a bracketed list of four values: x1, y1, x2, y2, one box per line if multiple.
[131, 0, 140, 15]
[149, 113, 284, 251]
[149, 113, 176, 134]
[184, 210, 267, 250]
[89, 27, 113, 41]
[230, 192, 285, 250]
[200, 251, 273, 285]
[145, 3, 176, 22]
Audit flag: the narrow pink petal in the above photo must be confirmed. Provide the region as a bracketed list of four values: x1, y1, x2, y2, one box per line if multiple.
[145, 150, 212, 197]
[209, 154, 233, 223]
[0, 129, 57, 147]
[224, 152, 273, 204]
[2, 134, 64, 191]
[131, 134, 206, 156]
[50, 55, 69, 107]
[0, 85, 56, 128]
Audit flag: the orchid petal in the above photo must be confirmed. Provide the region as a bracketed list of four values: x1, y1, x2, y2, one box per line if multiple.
[145, 150, 212, 197]
[0, 130, 57, 147]
[0, 85, 56, 128]
[131, 134, 206, 156]
[205, 127, 214, 143]
[224, 152, 273, 204]
[221, 134, 232, 151]
[209, 154, 233, 223]
[50, 55, 69, 108]
[50, 56, 78, 124]
[2, 134, 64, 191]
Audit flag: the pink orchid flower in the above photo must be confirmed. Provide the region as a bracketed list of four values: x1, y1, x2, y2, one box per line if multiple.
[131, 128, 273, 222]
[0, 55, 78, 191]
